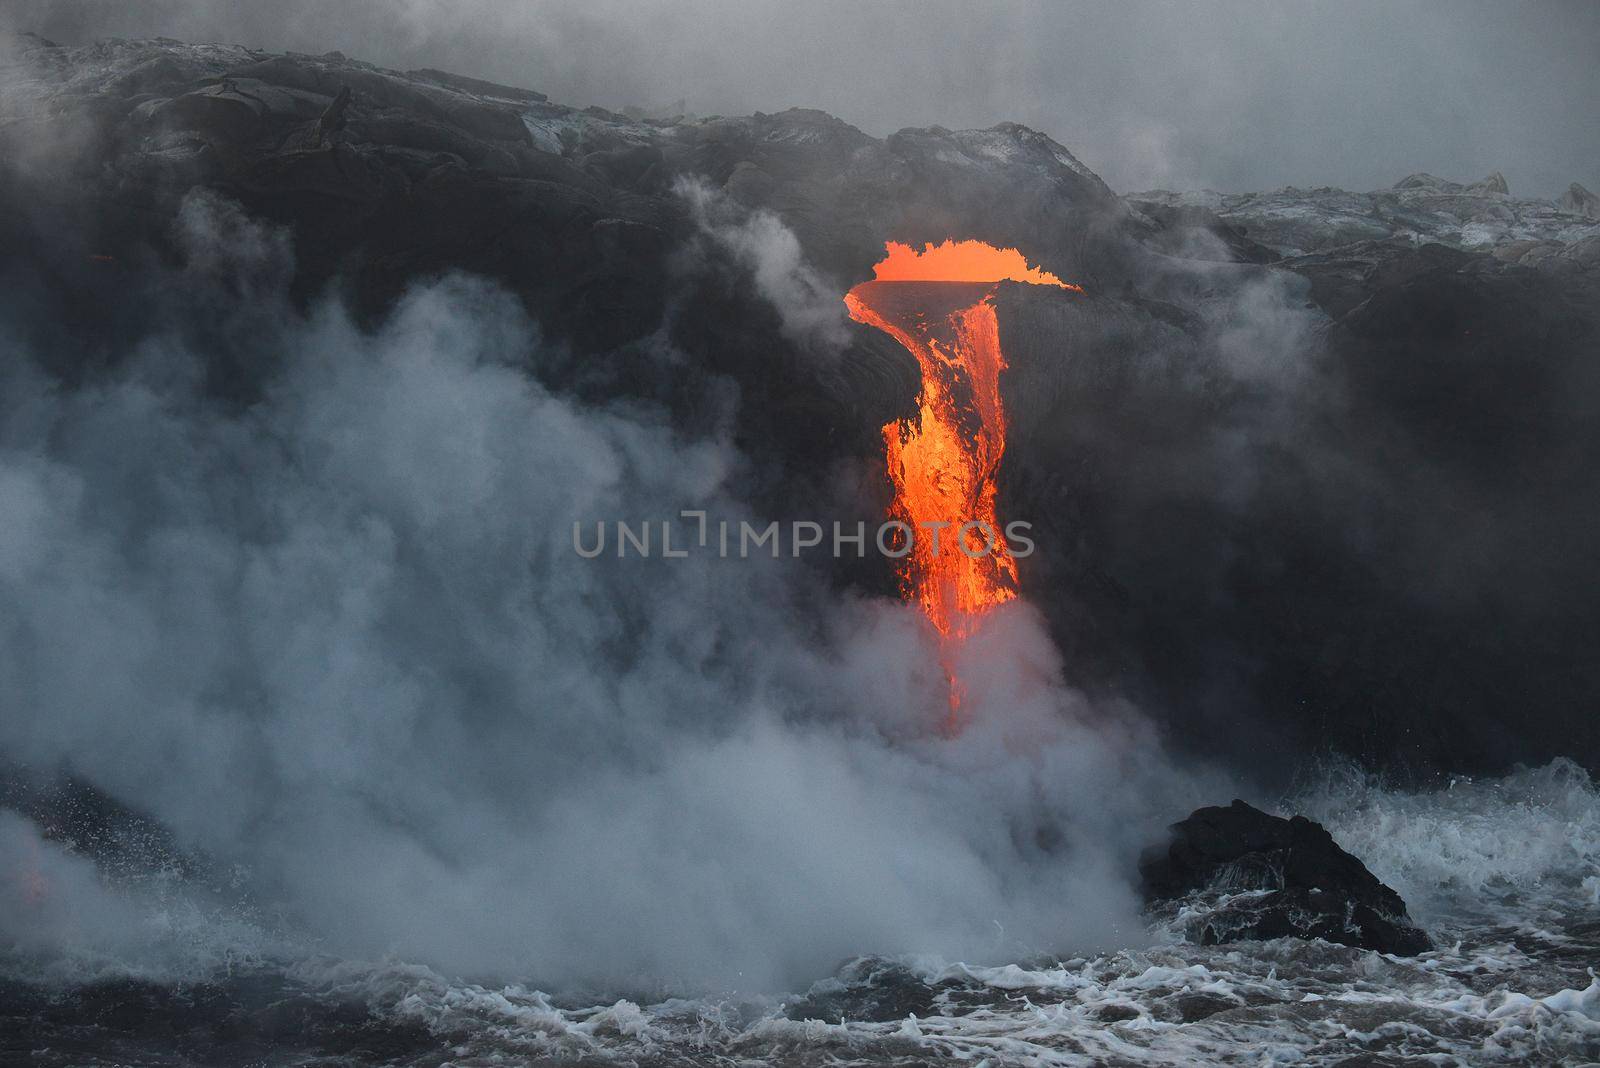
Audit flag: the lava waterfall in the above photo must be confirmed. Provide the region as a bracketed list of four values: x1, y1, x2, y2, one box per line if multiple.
[844, 240, 1080, 727]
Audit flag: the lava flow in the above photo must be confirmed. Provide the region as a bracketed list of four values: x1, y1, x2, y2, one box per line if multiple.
[845, 240, 1079, 728]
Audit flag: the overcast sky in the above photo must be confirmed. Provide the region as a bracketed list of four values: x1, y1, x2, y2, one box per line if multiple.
[8, 0, 1598, 197]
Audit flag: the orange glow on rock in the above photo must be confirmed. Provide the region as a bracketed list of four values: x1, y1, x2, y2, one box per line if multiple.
[846, 239, 1079, 730]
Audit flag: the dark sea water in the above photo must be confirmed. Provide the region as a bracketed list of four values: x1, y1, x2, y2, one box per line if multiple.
[6, 760, 1599, 1067]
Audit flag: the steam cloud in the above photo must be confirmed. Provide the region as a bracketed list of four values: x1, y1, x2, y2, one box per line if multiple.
[0, 192, 1216, 993]
[680, 177, 851, 353]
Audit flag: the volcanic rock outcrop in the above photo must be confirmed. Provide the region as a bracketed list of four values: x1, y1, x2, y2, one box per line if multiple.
[1140, 800, 1430, 956]
[1128, 171, 1599, 260]
[1561, 182, 1600, 220]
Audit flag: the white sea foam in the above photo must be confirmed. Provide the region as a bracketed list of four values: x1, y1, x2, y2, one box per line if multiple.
[1294, 758, 1600, 924]
[336, 760, 1597, 1065]
[303, 931, 1599, 1066]
[5, 762, 1599, 1065]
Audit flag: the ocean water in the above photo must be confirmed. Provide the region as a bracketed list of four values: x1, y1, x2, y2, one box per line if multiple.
[5, 760, 1599, 1067]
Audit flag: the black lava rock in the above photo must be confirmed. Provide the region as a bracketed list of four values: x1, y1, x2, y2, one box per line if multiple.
[1139, 799, 1430, 956]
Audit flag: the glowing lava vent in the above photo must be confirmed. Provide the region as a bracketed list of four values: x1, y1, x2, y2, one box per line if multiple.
[845, 240, 1080, 726]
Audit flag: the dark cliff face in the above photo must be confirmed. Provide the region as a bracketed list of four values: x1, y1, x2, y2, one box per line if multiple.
[994, 248, 1600, 775]
[3, 34, 1597, 781]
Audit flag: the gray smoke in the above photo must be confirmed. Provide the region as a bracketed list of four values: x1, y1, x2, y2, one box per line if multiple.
[679, 177, 852, 353]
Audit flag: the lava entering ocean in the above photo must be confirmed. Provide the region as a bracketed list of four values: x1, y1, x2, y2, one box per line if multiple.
[845, 240, 1080, 728]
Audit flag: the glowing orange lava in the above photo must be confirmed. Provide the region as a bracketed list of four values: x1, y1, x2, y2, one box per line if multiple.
[869, 239, 1077, 288]
[845, 240, 1080, 729]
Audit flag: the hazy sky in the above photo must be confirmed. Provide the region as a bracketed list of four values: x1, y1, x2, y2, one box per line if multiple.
[8, 1, 1600, 197]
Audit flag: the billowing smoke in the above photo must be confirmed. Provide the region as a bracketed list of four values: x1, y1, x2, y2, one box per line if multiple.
[679, 177, 851, 353]
[0, 191, 1218, 993]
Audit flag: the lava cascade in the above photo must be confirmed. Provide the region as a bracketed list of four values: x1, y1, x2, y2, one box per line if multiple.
[845, 240, 1080, 727]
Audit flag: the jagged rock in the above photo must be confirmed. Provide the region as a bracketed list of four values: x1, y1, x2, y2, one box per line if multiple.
[307, 83, 351, 147]
[1131, 169, 1599, 260]
[1140, 800, 1431, 955]
[1466, 171, 1509, 196]
[1561, 182, 1600, 220]
[1393, 171, 1462, 192]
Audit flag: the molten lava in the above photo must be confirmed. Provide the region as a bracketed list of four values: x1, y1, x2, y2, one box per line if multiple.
[867, 239, 1075, 288]
[845, 240, 1079, 727]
